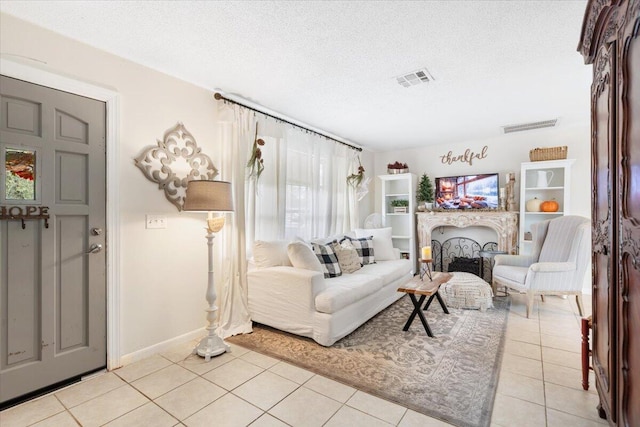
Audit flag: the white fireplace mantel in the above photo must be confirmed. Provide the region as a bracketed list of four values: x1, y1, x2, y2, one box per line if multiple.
[417, 211, 519, 254]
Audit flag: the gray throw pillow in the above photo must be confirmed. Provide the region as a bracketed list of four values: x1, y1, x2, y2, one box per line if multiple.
[331, 241, 362, 274]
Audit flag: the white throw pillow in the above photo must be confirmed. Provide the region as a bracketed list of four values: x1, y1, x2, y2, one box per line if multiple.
[253, 240, 292, 268]
[354, 227, 396, 261]
[287, 241, 324, 273]
[293, 236, 312, 247]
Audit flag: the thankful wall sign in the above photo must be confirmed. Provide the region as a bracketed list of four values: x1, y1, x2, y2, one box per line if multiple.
[440, 145, 488, 166]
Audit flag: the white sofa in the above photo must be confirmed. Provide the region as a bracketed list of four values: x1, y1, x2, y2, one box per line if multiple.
[247, 235, 412, 346]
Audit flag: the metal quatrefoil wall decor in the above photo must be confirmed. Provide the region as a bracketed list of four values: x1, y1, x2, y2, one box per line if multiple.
[134, 122, 218, 211]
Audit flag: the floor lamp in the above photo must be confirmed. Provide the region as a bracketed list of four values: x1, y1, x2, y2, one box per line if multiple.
[183, 180, 234, 360]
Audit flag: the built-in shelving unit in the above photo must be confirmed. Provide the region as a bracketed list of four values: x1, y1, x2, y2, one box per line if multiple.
[519, 159, 575, 255]
[379, 173, 416, 273]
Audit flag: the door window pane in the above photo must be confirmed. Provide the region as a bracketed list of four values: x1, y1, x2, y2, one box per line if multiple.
[5, 148, 36, 200]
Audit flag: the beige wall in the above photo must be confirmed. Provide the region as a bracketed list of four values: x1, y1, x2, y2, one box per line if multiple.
[373, 123, 591, 219]
[1, 13, 227, 359]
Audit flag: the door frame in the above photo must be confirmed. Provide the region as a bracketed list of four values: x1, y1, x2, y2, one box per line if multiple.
[1, 57, 122, 370]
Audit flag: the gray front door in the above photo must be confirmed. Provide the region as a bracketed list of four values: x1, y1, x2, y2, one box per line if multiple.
[0, 76, 106, 404]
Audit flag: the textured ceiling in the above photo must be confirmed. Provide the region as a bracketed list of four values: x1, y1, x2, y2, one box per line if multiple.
[0, 1, 591, 151]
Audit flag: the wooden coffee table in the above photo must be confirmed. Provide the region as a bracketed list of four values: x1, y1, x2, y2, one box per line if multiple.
[397, 272, 452, 337]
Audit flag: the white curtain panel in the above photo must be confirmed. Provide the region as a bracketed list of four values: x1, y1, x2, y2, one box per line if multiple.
[326, 143, 354, 235]
[216, 104, 253, 338]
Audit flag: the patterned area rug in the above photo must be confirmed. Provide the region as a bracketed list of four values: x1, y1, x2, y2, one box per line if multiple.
[228, 294, 510, 427]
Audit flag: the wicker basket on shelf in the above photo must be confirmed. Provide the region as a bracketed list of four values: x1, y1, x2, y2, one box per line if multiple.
[529, 146, 568, 161]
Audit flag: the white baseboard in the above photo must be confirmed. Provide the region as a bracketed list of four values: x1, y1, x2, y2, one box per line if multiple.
[117, 327, 205, 368]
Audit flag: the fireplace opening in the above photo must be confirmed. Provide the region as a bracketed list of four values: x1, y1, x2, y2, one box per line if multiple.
[431, 236, 498, 282]
[448, 256, 481, 276]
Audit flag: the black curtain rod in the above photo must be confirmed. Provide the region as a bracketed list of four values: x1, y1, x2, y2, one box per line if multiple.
[213, 92, 362, 152]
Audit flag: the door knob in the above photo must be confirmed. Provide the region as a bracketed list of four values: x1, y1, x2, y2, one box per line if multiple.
[86, 243, 103, 254]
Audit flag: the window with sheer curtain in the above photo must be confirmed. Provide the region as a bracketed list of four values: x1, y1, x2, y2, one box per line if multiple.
[215, 103, 359, 337]
[247, 120, 358, 245]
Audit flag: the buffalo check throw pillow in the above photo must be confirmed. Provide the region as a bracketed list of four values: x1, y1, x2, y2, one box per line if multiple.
[311, 242, 343, 278]
[340, 236, 375, 265]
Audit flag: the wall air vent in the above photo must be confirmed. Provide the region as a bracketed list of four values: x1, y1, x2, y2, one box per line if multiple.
[395, 67, 434, 87]
[502, 119, 558, 134]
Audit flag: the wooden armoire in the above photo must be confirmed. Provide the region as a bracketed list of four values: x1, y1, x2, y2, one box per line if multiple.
[578, 1, 639, 426]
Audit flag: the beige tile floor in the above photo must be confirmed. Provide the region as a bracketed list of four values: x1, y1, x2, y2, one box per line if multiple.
[1, 294, 606, 427]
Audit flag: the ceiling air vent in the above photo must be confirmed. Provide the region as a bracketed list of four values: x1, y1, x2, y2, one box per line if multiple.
[395, 68, 434, 88]
[502, 119, 558, 134]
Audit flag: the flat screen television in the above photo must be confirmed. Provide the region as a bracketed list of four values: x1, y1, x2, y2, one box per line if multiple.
[434, 173, 499, 210]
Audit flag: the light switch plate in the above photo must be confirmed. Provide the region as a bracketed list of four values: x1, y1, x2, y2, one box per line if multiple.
[146, 215, 167, 229]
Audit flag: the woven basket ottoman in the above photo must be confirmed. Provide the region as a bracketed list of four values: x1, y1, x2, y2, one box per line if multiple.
[441, 272, 494, 311]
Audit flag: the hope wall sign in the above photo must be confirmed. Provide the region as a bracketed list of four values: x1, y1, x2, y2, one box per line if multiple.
[0, 205, 50, 229]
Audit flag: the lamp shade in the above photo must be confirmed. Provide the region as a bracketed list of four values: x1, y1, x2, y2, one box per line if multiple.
[183, 180, 234, 212]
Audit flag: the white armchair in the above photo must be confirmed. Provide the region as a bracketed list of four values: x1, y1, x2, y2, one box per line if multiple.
[492, 215, 590, 318]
